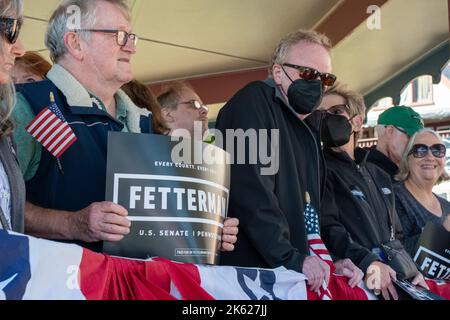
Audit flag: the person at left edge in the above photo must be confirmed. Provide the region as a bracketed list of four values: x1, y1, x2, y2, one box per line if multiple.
[12, 0, 238, 252]
[0, 0, 26, 233]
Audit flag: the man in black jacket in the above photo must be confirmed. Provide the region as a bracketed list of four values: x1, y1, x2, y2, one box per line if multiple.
[216, 29, 362, 292]
[368, 106, 424, 180]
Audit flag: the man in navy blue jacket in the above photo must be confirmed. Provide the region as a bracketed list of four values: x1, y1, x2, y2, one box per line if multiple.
[13, 0, 238, 252]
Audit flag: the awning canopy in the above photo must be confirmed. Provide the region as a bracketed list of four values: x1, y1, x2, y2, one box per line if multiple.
[364, 41, 450, 110]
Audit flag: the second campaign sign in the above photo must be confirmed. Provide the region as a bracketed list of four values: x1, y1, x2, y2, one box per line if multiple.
[103, 132, 230, 264]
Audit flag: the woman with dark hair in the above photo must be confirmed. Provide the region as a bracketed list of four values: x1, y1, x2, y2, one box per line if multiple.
[0, 0, 26, 232]
[11, 51, 52, 84]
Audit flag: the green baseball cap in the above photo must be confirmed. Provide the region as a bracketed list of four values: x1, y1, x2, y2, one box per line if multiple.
[377, 106, 424, 137]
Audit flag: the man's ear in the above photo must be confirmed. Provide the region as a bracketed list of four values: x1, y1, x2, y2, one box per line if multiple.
[385, 125, 395, 136]
[272, 64, 283, 85]
[63, 32, 84, 61]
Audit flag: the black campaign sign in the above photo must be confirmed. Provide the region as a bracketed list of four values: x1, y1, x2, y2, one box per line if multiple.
[103, 132, 230, 264]
[413, 222, 450, 280]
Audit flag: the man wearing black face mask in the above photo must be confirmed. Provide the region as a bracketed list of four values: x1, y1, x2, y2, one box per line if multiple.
[216, 30, 362, 293]
[318, 83, 428, 300]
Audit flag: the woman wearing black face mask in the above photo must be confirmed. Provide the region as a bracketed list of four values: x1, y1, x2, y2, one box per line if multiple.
[318, 83, 429, 300]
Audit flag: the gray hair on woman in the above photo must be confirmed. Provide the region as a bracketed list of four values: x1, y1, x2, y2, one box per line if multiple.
[396, 128, 450, 183]
[0, 0, 23, 138]
[45, 0, 130, 63]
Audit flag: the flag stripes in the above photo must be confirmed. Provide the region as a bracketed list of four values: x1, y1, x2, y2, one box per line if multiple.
[25, 96, 77, 158]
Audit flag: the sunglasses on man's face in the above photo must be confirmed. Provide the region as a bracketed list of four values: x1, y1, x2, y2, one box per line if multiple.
[0, 18, 21, 44]
[282, 63, 337, 87]
[408, 143, 447, 159]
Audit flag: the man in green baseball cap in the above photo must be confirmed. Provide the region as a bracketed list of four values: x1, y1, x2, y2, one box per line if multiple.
[367, 105, 424, 180]
[377, 105, 424, 136]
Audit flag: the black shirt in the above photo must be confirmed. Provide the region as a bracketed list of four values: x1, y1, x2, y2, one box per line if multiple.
[216, 79, 324, 271]
[320, 147, 403, 272]
[394, 182, 450, 256]
[366, 146, 399, 181]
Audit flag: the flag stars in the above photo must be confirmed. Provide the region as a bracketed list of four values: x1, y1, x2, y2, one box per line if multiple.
[304, 203, 320, 234]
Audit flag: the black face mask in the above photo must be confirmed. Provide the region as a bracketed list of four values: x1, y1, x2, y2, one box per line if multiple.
[321, 113, 353, 148]
[282, 67, 323, 115]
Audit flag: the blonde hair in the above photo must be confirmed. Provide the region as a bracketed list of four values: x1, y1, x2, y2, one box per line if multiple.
[324, 82, 366, 141]
[269, 29, 332, 76]
[0, 0, 23, 138]
[396, 128, 450, 184]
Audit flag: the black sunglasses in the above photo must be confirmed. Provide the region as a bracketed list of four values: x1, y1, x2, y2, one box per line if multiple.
[0, 18, 21, 44]
[408, 143, 446, 159]
[75, 29, 138, 47]
[283, 63, 337, 87]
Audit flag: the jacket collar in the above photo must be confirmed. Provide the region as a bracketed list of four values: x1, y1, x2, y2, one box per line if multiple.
[47, 64, 94, 108]
[367, 147, 398, 177]
[324, 146, 370, 167]
[47, 64, 150, 132]
[263, 78, 299, 115]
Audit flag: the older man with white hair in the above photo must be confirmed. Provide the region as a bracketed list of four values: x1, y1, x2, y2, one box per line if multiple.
[367, 106, 424, 181]
[12, 0, 238, 252]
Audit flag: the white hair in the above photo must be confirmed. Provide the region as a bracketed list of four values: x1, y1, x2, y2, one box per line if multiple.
[45, 0, 130, 62]
[396, 128, 449, 183]
[375, 125, 387, 138]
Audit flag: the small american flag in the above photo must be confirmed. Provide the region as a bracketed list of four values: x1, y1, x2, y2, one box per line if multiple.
[26, 93, 77, 158]
[304, 192, 335, 300]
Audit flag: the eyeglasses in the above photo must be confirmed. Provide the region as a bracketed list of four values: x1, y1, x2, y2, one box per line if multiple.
[408, 143, 446, 159]
[178, 100, 209, 111]
[326, 104, 350, 116]
[282, 63, 337, 87]
[0, 18, 21, 44]
[75, 29, 138, 47]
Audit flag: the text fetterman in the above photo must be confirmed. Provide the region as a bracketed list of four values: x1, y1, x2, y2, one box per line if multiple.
[129, 186, 227, 217]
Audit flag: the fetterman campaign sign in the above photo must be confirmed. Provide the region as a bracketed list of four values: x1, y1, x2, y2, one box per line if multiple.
[103, 132, 230, 264]
[413, 222, 450, 280]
